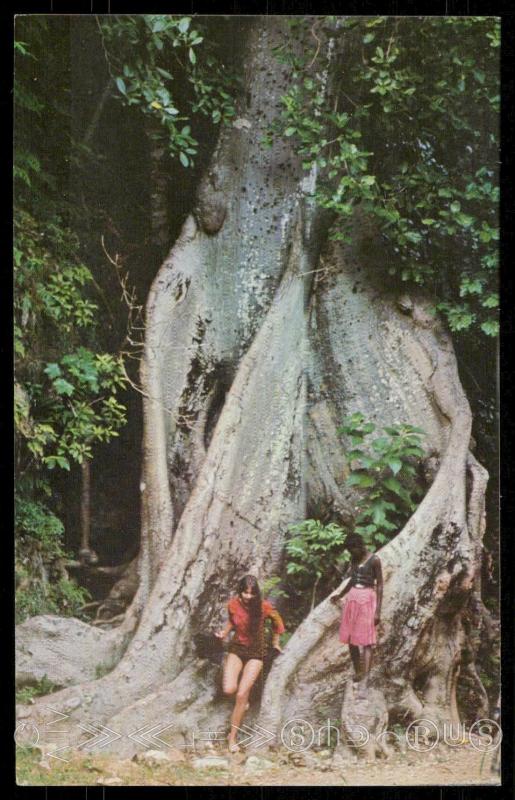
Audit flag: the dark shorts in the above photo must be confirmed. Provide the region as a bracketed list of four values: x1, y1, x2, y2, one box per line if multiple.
[228, 641, 264, 664]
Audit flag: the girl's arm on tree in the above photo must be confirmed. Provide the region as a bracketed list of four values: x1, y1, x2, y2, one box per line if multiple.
[265, 602, 285, 650]
[330, 578, 352, 603]
[330, 563, 352, 603]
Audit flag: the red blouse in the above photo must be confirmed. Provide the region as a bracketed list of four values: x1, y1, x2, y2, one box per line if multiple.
[227, 596, 285, 648]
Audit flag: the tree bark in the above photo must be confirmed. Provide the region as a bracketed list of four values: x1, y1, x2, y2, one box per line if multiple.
[80, 459, 91, 554]
[145, 116, 170, 258]
[16, 17, 490, 757]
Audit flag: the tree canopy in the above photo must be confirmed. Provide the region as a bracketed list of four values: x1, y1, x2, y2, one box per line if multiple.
[266, 16, 499, 335]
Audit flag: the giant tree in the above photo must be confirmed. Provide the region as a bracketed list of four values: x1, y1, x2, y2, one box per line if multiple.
[16, 15, 499, 755]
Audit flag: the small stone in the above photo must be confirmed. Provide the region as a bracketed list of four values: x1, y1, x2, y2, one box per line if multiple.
[233, 117, 252, 130]
[97, 776, 123, 785]
[288, 751, 307, 767]
[64, 696, 82, 711]
[133, 749, 171, 767]
[244, 755, 275, 771]
[192, 756, 230, 770]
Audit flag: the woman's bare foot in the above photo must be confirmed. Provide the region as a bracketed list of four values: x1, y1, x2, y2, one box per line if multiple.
[228, 740, 240, 753]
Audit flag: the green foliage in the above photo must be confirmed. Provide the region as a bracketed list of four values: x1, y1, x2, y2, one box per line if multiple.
[15, 489, 91, 623]
[339, 412, 426, 548]
[14, 30, 128, 620]
[14, 37, 129, 474]
[14, 210, 97, 359]
[267, 16, 499, 337]
[261, 575, 289, 601]
[15, 494, 64, 556]
[16, 562, 91, 624]
[281, 415, 425, 615]
[13, 207, 125, 613]
[281, 412, 425, 611]
[14, 208, 128, 470]
[286, 519, 348, 581]
[99, 15, 238, 167]
[16, 677, 60, 705]
[285, 519, 348, 609]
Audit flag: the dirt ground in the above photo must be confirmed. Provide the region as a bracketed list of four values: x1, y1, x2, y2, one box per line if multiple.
[16, 742, 501, 787]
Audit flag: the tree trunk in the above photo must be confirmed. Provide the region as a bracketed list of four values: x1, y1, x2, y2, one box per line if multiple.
[16, 17, 489, 758]
[145, 116, 170, 259]
[80, 459, 91, 555]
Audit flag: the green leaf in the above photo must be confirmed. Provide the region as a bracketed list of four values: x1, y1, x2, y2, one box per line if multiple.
[361, 174, 376, 186]
[480, 320, 499, 336]
[382, 476, 403, 494]
[44, 363, 61, 379]
[347, 449, 364, 461]
[481, 294, 499, 309]
[115, 77, 127, 95]
[53, 378, 74, 396]
[156, 67, 173, 80]
[363, 33, 375, 44]
[150, 17, 167, 33]
[372, 437, 390, 453]
[178, 17, 191, 33]
[347, 473, 376, 488]
[382, 426, 400, 435]
[387, 458, 402, 475]
[189, 47, 196, 65]
[371, 504, 386, 526]
[179, 152, 189, 167]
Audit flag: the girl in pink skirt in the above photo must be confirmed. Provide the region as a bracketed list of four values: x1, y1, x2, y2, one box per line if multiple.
[331, 533, 383, 685]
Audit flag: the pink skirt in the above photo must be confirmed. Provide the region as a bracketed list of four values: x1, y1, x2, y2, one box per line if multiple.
[339, 586, 377, 646]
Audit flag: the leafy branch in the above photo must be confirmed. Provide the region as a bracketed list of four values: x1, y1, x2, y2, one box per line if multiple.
[265, 16, 499, 337]
[98, 15, 239, 168]
[339, 412, 426, 548]
[285, 519, 348, 610]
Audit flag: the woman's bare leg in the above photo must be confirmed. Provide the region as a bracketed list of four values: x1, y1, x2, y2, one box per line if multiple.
[223, 653, 243, 697]
[228, 659, 263, 749]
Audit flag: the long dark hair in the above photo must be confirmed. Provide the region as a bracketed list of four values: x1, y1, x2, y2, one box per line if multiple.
[345, 532, 366, 552]
[237, 575, 262, 637]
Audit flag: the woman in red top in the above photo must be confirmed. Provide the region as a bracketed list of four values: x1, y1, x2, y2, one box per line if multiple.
[216, 574, 285, 753]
